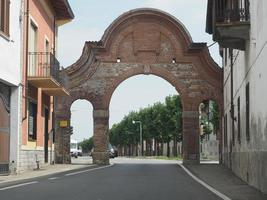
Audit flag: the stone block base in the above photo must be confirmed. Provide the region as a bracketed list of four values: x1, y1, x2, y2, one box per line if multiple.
[92, 152, 110, 165]
[183, 153, 200, 165]
[18, 149, 53, 172]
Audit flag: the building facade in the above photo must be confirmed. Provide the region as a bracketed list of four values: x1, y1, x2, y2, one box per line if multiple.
[0, 0, 22, 174]
[19, 0, 73, 171]
[206, 0, 267, 193]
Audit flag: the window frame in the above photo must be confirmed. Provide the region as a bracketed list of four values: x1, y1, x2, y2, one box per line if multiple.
[237, 96, 241, 144]
[245, 82, 250, 141]
[28, 100, 37, 141]
[0, 0, 10, 38]
[224, 114, 228, 147]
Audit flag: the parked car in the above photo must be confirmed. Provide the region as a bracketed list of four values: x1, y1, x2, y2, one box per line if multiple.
[89, 148, 94, 157]
[89, 145, 116, 158]
[108, 143, 115, 158]
[70, 139, 79, 158]
[112, 146, 118, 157]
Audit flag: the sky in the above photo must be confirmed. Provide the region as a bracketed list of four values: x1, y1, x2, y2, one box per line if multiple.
[58, 0, 221, 142]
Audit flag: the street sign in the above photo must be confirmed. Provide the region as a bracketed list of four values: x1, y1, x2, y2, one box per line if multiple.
[59, 120, 68, 128]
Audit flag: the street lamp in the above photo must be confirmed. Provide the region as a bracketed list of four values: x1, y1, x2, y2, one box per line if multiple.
[132, 120, 142, 156]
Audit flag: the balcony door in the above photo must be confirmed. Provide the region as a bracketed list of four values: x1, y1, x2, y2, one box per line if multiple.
[28, 20, 38, 76]
[44, 39, 50, 76]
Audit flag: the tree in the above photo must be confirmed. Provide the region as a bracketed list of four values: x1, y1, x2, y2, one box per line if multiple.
[109, 95, 183, 157]
[79, 137, 94, 153]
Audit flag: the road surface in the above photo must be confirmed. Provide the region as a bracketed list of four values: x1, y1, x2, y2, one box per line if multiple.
[0, 159, 222, 200]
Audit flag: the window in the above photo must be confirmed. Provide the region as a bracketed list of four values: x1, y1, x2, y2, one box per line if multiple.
[237, 96, 241, 144]
[29, 21, 38, 52]
[224, 114, 228, 147]
[246, 82, 250, 141]
[0, 0, 10, 37]
[28, 101, 37, 141]
[28, 20, 38, 76]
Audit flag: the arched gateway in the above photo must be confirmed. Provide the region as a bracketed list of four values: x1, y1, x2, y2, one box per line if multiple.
[55, 8, 222, 165]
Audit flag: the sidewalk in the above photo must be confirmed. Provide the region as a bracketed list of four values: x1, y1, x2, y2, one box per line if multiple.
[0, 162, 94, 185]
[184, 164, 267, 200]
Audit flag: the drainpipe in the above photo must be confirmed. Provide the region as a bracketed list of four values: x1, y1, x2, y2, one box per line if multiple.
[52, 15, 57, 164]
[229, 49, 235, 170]
[22, 0, 29, 121]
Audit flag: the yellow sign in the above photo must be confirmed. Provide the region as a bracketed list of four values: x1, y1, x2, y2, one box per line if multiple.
[59, 120, 68, 128]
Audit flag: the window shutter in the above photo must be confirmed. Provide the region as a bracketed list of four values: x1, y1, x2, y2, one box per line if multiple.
[5, 0, 9, 36]
[0, 0, 4, 32]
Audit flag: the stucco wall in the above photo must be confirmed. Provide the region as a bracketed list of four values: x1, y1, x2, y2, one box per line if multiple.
[0, 0, 22, 173]
[223, 0, 267, 194]
[0, 0, 21, 86]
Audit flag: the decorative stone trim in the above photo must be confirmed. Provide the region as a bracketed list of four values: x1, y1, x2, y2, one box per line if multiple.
[0, 127, 10, 133]
[182, 111, 199, 118]
[93, 109, 109, 118]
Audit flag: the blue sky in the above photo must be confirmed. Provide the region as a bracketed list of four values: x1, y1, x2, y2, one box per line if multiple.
[58, 0, 221, 142]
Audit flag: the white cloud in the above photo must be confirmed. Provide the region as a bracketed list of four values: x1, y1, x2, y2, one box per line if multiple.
[58, 26, 103, 67]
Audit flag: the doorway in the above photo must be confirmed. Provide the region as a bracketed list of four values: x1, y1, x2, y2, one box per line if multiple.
[44, 108, 49, 163]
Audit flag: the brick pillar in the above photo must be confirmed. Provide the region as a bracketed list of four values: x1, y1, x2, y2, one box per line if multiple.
[182, 110, 200, 164]
[92, 109, 110, 165]
[54, 115, 71, 164]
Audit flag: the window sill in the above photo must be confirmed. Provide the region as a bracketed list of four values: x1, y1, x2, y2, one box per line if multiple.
[0, 31, 10, 41]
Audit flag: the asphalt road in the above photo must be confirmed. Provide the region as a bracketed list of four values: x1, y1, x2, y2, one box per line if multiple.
[0, 163, 222, 200]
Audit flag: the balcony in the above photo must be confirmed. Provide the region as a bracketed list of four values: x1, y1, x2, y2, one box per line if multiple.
[27, 52, 69, 96]
[207, 0, 250, 50]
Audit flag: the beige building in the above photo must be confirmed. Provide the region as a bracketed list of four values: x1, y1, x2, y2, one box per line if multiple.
[206, 0, 267, 194]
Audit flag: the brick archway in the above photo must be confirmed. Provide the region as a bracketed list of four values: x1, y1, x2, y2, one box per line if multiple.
[55, 8, 222, 165]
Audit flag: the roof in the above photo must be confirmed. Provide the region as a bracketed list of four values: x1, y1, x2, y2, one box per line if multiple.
[50, 0, 74, 20]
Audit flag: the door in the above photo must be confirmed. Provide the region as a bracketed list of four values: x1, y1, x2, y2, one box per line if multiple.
[44, 108, 49, 163]
[0, 96, 10, 174]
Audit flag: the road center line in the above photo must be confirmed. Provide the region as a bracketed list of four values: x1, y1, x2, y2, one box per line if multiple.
[0, 181, 38, 191]
[48, 177, 59, 180]
[178, 164, 231, 200]
[65, 164, 114, 176]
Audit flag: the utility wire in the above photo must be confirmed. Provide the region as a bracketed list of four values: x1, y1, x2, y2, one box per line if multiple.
[208, 41, 217, 48]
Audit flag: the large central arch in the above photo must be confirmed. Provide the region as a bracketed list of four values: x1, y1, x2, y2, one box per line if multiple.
[55, 8, 223, 165]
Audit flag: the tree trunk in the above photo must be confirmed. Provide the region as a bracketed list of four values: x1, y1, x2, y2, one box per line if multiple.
[161, 138, 164, 156]
[173, 135, 178, 157]
[153, 139, 158, 156]
[167, 140, 170, 157]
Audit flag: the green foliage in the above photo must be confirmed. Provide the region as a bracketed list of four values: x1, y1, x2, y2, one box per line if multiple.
[78, 137, 93, 153]
[199, 100, 219, 143]
[109, 95, 183, 146]
[210, 101, 219, 133]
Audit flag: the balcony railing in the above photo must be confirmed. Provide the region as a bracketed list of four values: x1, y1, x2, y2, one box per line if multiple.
[215, 0, 250, 23]
[28, 52, 60, 84]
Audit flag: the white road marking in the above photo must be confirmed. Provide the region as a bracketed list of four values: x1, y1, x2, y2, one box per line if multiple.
[48, 177, 59, 180]
[0, 181, 38, 191]
[65, 164, 114, 177]
[178, 164, 231, 200]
